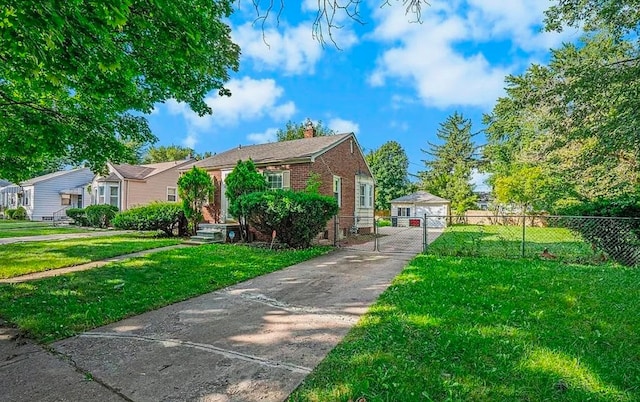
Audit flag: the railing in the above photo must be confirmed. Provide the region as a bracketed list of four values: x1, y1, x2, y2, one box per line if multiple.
[51, 207, 71, 226]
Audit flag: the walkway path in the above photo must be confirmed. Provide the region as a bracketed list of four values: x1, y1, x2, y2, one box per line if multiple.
[0, 230, 134, 245]
[0, 244, 191, 284]
[1, 247, 418, 402]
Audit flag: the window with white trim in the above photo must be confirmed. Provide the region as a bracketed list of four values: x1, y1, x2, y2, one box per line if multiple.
[98, 185, 105, 204]
[359, 183, 373, 208]
[61, 194, 71, 206]
[109, 186, 119, 207]
[398, 207, 411, 217]
[266, 172, 283, 190]
[23, 190, 31, 206]
[167, 187, 177, 202]
[333, 176, 341, 207]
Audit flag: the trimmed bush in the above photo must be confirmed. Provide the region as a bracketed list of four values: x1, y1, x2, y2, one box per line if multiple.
[5, 209, 17, 219]
[240, 190, 338, 249]
[84, 204, 118, 228]
[12, 206, 27, 220]
[65, 208, 87, 226]
[112, 202, 187, 236]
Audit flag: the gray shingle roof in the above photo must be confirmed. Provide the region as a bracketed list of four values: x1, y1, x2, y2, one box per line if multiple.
[21, 168, 91, 186]
[391, 191, 450, 204]
[108, 160, 193, 180]
[192, 133, 353, 170]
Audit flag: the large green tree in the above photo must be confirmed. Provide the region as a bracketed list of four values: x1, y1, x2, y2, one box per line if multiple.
[365, 141, 409, 210]
[276, 120, 335, 142]
[483, 31, 639, 209]
[420, 112, 478, 214]
[143, 145, 194, 164]
[0, 0, 239, 182]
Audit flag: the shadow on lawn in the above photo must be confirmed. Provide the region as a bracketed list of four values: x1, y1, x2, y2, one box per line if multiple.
[292, 256, 640, 401]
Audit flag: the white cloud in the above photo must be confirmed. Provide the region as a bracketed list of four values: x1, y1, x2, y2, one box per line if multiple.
[247, 128, 278, 144]
[389, 120, 410, 131]
[368, 1, 568, 109]
[182, 133, 197, 149]
[165, 77, 296, 140]
[329, 118, 359, 134]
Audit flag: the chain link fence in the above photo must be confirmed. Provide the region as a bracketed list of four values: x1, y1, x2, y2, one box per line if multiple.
[425, 214, 640, 267]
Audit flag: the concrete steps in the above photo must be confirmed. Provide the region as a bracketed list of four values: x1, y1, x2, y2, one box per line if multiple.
[185, 224, 224, 245]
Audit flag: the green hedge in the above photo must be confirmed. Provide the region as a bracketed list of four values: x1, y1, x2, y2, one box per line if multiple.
[84, 205, 118, 228]
[7, 206, 27, 220]
[65, 208, 87, 226]
[112, 202, 187, 236]
[240, 190, 338, 249]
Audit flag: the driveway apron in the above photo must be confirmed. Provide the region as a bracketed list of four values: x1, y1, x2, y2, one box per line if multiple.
[51, 248, 417, 401]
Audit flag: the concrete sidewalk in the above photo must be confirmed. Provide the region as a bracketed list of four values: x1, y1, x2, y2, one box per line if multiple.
[0, 230, 134, 245]
[1, 247, 417, 402]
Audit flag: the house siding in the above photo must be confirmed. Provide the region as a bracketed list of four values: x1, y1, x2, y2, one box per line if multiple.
[25, 169, 94, 220]
[124, 167, 183, 209]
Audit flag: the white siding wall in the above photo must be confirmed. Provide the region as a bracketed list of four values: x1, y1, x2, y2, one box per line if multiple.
[354, 175, 375, 228]
[391, 202, 448, 228]
[30, 169, 95, 220]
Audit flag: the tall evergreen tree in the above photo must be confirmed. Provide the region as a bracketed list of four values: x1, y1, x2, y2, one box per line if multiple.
[365, 141, 409, 210]
[420, 112, 478, 214]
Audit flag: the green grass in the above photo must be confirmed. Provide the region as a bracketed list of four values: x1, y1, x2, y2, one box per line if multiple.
[0, 234, 182, 278]
[0, 220, 52, 228]
[0, 244, 331, 343]
[428, 224, 594, 262]
[291, 255, 640, 401]
[0, 225, 91, 238]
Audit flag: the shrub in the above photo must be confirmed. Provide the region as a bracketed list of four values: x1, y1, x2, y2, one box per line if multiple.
[557, 194, 640, 266]
[5, 208, 17, 219]
[65, 208, 87, 226]
[84, 205, 119, 228]
[240, 190, 338, 249]
[112, 202, 187, 236]
[12, 206, 27, 220]
[376, 219, 391, 227]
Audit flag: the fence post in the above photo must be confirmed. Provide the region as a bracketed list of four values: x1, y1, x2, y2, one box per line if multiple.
[374, 217, 378, 252]
[521, 214, 526, 258]
[333, 215, 338, 246]
[423, 214, 428, 253]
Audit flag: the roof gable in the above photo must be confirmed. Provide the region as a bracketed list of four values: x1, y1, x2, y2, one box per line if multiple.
[192, 133, 354, 170]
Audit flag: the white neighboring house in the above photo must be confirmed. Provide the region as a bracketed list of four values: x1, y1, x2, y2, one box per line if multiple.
[0, 179, 19, 215]
[15, 168, 94, 221]
[390, 191, 450, 228]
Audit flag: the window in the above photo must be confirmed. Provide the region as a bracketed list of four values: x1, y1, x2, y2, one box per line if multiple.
[98, 185, 105, 204]
[398, 207, 411, 217]
[266, 172, 283, 190]
[167, 187, 177, 202]
[109, 186, 119, 207]
[359, 183, 373, 208]
[61, 194, 71, 206]
[23, 190, 31, 206]
[333, 176, 341, 207]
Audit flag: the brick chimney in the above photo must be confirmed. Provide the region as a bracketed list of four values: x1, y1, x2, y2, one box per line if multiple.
[303, 118, 316, 138]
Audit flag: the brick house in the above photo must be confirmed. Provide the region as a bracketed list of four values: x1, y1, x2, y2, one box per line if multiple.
[190, 126, 375, 239]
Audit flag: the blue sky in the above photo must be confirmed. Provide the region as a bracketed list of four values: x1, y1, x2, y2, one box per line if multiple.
[146, 0, 579, 190]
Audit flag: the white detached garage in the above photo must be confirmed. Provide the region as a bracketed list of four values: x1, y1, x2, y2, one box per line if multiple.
[390, 191, 450, 228]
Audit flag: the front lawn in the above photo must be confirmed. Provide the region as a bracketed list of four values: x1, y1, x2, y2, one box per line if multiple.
[427, 224, 594, 262]
[0, 244, 331, 343]
[0, 234, 182, 278]
[0, 225, 91, 238]
[291, 255, 640, 401]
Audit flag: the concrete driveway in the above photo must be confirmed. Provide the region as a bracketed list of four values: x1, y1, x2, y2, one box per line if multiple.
[2, 247, 418, 402]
